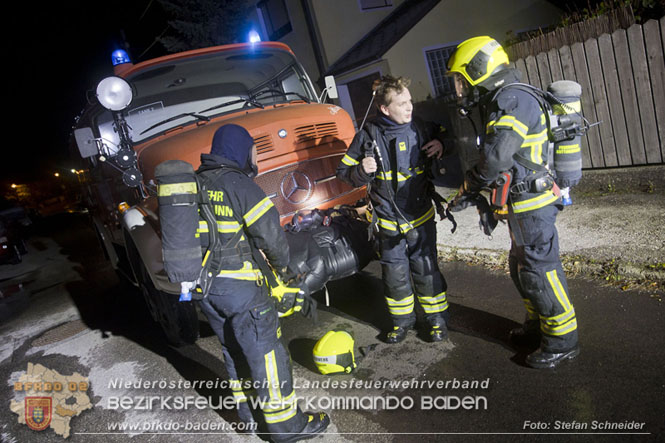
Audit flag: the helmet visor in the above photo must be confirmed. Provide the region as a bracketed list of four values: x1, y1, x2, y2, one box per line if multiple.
[453, 73, 470, 99]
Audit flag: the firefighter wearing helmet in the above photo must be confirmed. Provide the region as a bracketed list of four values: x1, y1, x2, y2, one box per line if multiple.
[447, 37, 580, 369]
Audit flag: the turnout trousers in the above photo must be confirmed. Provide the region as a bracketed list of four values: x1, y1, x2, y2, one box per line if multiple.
[378, 218, 449, 328]
[198, 277, 307, 438]
[508, 204, 579, 353]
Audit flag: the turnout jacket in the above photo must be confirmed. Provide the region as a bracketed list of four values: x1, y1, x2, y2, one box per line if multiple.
[336, 117, 445, 234]
[196, 153, 289, 281]
[471, 69, 560, 214]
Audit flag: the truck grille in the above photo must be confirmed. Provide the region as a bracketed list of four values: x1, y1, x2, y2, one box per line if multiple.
[294, 122, 338, 148]
[254, 134, 274, 155]
[254, 154, 355, 217]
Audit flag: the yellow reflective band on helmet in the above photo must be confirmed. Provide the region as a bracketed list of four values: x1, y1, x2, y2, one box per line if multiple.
[553, 101, 581, 114]
[217, 261, 263, 281]
[313, 354, 338, 365]
[341, 154, 359, 166]
[158, 182, 197, 196]
[263, 391, 298, 424]
[556, 144, 581, 154]
[386, 294, 415, 316]
[244, 197, 274, 227]
[418, 292, 449, 314]
[511, 190, 559, 213]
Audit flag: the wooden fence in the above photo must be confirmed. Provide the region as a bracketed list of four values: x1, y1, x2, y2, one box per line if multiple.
[511, 17, 665, 169]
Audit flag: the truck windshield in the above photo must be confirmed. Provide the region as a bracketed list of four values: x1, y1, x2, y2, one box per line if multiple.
[95, 46, 316, 148]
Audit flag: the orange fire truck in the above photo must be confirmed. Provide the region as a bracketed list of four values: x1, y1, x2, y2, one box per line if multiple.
[72, 42, 363, 345]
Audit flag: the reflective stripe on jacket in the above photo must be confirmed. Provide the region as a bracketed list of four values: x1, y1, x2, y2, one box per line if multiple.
[336, 117, 443, 233]
[197, 154, 289, 282]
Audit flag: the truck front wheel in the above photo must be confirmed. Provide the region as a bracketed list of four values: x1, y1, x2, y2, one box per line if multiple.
[138, 262, 200, 347]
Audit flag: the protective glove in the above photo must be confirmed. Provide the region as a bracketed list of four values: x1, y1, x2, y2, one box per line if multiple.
[448, 183, 478, 212]
[270, 271, 301, 314]
[474, 194, 499, 236]
[274, 266, 298, 284]
[269, 271, 316, 321]
[298, 291, 318, 322]
[274, 289, 318, 322]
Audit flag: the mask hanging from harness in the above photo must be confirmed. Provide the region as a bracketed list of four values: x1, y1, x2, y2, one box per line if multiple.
[155, 160, 202, 284]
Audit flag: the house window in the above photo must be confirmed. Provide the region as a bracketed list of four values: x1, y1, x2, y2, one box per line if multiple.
[257, 0, 292, 40]
[425, 45, 457, 98]
[359, 0, 393, 11]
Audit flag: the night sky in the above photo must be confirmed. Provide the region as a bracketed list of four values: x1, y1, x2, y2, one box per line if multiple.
[6, 1, 168, 184]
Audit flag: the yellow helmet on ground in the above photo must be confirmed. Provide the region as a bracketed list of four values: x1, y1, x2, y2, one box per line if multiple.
[313, 330, 356, 375]
[447, 36, 509, 87]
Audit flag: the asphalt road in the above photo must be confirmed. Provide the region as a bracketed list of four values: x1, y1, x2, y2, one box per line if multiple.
[1, 213, 663, 442]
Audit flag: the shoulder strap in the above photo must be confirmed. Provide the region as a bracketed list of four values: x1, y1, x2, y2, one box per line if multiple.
[512, 153, 549, 172]
[193, 168, 253, 298]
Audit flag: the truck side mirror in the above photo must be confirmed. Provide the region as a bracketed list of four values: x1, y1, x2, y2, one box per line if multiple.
[324, 76, 338, 100]
[74, 127, 98, 158]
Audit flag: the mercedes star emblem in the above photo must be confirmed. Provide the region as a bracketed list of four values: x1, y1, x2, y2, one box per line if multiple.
[280, 171, 313, 204]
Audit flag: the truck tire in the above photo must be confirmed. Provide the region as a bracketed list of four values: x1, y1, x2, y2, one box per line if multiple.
[10, 245, 22, 264]
[138, 262, 200, 347]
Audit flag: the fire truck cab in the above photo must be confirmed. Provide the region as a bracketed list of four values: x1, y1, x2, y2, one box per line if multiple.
[72, 42, 363, 345]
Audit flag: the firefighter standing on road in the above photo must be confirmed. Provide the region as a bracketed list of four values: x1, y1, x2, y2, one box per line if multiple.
[193, 124, 329, 441]
[447, 37, 580, 369]
[336, 75, 452, 344]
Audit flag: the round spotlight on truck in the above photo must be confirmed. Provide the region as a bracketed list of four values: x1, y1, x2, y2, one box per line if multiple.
[96, 76, 133, 111]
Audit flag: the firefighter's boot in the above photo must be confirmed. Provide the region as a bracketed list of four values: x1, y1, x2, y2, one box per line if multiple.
[385, 326, 411, 344]
[274, 412, 330, 442]
[526, 346, 580, 369]
[428, 324, 448, 342]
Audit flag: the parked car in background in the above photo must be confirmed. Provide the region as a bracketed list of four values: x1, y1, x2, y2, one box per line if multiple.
[0, 215, 28, 265]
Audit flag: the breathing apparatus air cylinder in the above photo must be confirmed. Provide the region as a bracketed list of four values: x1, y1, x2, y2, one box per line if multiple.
[547, 80, 583, 189]
[155, 160, 202, 284]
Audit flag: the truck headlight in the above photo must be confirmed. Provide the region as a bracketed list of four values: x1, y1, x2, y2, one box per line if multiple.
[96, 76, 133, 111]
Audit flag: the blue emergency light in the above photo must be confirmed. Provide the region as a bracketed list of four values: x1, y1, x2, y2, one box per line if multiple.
[248, 30, 261, 43]
[111, 49, 131, 66]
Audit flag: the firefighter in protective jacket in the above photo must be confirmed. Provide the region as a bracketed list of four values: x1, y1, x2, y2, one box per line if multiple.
[336, 75, 451, 344]
[193, 124, 329, 441]
[447, 37, 580, 369]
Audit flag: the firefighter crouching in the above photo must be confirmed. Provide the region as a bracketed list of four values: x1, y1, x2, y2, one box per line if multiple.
[447, 37, 580, 369]
[157, 124, 329, 441]
[336, 75, 452, 344]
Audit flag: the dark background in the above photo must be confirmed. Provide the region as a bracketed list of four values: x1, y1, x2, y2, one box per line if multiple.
[6, 1, 168, 183]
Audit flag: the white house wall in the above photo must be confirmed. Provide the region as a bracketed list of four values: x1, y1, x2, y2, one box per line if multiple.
[384, 0, 563, 101]
[309, 0, 407, 69]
